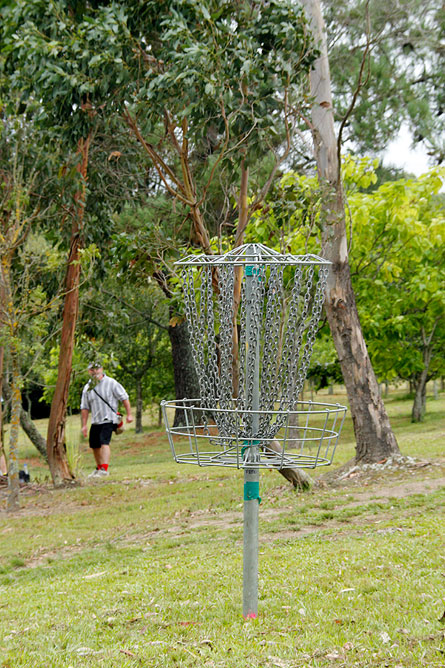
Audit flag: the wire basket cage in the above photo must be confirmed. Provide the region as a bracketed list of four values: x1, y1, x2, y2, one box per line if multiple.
[161, 398, 347, 469]
[164, 243, 346, 470]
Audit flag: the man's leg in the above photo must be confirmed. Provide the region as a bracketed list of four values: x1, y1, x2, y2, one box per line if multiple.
[95, 423, 114, 475]
[92, 446, 103, 469]
[89, 445, 110, 477]
[97, 444, 111, 468]
[89, 424, 103, 476]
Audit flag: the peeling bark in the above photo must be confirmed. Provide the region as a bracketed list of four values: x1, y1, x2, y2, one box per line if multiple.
[301, 0, 400, 464]
[46, 135, 91, 485]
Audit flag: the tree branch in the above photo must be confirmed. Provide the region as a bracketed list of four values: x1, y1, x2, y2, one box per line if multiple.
[336, 0, 372, 174]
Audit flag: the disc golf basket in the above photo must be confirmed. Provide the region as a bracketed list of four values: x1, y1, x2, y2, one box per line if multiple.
[161, 243, 347, 617]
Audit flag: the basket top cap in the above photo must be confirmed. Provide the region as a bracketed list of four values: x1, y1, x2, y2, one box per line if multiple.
[175, 243, 331, 267]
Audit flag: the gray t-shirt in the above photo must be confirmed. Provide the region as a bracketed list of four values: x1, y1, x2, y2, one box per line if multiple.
[80, 374, 129, 424]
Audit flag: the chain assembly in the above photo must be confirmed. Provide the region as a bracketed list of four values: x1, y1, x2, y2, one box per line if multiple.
[182, 249, 329, 443]
[163, 243, 346, 470]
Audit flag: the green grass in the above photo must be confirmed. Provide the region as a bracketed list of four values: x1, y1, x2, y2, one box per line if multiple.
[0, 388, 444, 667]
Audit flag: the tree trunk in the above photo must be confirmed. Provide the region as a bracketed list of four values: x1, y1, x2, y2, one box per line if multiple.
[168, 318, 200, 426]
[411, 339, 432, 422]
[7, 351, 21, 512]
[301, 0, 400, 464]
[0, 347, 6, 475]
[21, 409, 48, 460]
[46, 135, 91, 486]
[2, 379, 48, 461]
[136, 377, 143, 433]
[231, 160, 250, 396]
[46, 228, 80, 485]
[411, 373, 427, 422]
[268, 440, 313, 490]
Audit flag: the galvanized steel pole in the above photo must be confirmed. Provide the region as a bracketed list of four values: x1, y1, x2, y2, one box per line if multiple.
[243, 266, 261, 618]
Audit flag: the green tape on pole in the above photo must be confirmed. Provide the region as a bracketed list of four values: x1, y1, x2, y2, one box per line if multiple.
[244, 481, 261, 503]
[241, 440, 261, 458]
[245, 265, 262, 279]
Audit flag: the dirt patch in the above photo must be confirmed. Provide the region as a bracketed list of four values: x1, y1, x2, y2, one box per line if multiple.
[2, 456, 444, 529]
[89, 470, 445, 551]
[8, 465, 444, 570]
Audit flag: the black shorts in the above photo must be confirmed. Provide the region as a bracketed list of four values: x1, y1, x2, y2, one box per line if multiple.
[89, 422, 116, 449]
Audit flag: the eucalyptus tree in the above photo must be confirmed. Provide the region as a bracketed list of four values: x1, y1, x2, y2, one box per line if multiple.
[0, 106, 62, 508]
[300, 0, 402, 465]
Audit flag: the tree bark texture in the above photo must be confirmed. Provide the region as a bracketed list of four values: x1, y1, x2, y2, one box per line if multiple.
[411, 323, 437, 422]
[46, 135, 91, 485]
[269, 440, 313, 490]
[0, 347, 5, 469]
[411, 341, 431, 423]
[168, 318, 200, 427]
[46, 230, 79, 484]
[20, 409, 48, 460]
[301, 0, 400, 464]
[7, 352, 21, 512]
[411, 374, 427, 423]
[2, 379, 48, 461]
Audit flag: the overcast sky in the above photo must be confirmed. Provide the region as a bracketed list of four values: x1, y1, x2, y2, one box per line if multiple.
[383, 124, 432, 177]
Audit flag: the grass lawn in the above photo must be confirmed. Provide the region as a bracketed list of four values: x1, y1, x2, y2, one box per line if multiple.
[0, 388, 444, 667]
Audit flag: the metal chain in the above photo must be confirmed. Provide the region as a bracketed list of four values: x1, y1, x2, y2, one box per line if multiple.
[293, 266, 329, 406]
[258, 266, 284, 433]
[182, 259, 328, 442]
[217, 266, 236, 435]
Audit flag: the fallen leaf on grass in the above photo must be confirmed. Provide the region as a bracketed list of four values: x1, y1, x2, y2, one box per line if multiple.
[120, 649, 136, 657]
[83, 571, 107, 580]
[380, 632, 391, 644]
[325, 651, 342, 661]
[179, 621, 198, 626]
[76, 647, 95, 656]
[267, 657, 291, 667]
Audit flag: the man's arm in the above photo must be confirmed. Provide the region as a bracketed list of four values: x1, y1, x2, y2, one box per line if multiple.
[81, 409, 89, 438]
[122, 399, 133, 423]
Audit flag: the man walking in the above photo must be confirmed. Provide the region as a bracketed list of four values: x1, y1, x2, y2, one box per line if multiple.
[81, 362, 133, 477]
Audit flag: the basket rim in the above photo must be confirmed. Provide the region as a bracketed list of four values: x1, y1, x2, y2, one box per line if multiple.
[161, 398, 348, 415]
[174, 242, 331, 267]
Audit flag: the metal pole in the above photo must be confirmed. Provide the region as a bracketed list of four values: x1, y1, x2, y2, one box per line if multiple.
[243, 265, 261, 618]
